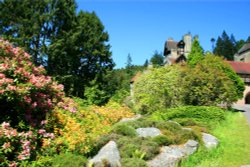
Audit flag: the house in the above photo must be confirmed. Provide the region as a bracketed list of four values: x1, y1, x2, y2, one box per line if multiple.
[164, 33, 192, 64]
[227, 61, 250, 104]
[234, 43, 250, 62]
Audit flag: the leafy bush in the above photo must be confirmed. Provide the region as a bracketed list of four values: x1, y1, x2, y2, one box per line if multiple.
[153, 106, 226, 128]
[151, 135, 172, 146]
[133, 54, 243, 112]
[112, 124, 137, 137]
[50, 100, 134, 154]
[0, 122, 55, 166]
[50, 153, 87, 167]
[155, 121, 182, 132]
[117, 137, 159, 160]
[121, 158, 148, 167]
[184, 55, 242, 106]
[0, 40, 76, 127]
[203, 54, 245, 99]
[124, 118, 158, 129]
[133, 65, 186, 114]
[0, 39, 77, 165]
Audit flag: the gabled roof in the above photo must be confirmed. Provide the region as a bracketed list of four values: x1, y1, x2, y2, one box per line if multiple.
[226, 61, 250, 74]
[130, 72, 141, 83]
[238, 43, 250, 54]
[165, 40, 177, 50]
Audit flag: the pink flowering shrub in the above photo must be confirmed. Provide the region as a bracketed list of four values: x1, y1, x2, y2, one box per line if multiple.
[0, 39, 77, 165]
[0, 122, 54, 166]
[0, 39, 76, 126]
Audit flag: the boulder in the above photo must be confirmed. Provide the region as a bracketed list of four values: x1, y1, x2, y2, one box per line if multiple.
[147, 140, 198, 167]
[88, 141, 121, 167]
[183, 140, 199, 155]
[119, 114, 142, 123]
[136, 127, 161, 137]
[167, 120, 181, 126]
[202, 133, 219, 149]
[182, 127, 192, 131]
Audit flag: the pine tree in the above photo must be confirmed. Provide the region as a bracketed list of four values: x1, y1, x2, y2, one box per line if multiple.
[0, 0, 115, 99]
[144, 59, 149, 67]
[0, 0, 51, 65]
[150, 51, 164, 67]
[187, 38, 204, 67]
[214, 31, 236, 60]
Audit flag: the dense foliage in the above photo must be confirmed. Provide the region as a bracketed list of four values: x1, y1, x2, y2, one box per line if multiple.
[0, 39, 76, 165]
[150, 51, 164, 67]
[133, 54, 243, 113]
[0, 0, 114, 101]
[151, 106, 226, 128]
[187, 38, 204, 67]
[184, 55, 240, 106]
[213, 30, 250, 60]
[133, 66, 186, 113]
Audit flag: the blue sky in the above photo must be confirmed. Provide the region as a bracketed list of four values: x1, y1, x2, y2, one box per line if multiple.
[76, 0, 250, 68]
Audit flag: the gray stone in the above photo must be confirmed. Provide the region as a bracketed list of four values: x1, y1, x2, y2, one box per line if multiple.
[88, 141, 121, 167]
[241, 165, 250, 167]
[167, 120, 181, 126]
[147, 140, 198, 167]
[136, 127, 161, 137]
[119, 114, 142, 123]
[183, 140, 199, 155]
[202, 133, 219, 149]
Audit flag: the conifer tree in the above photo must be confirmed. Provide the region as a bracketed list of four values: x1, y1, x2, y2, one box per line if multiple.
[0, 0, 114, 100]
[187, 38, 204, 67]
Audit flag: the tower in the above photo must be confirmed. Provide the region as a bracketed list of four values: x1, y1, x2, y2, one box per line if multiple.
[183, 33, 192, 57]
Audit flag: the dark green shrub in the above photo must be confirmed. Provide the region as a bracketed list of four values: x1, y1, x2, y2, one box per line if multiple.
[155, 121, 182, 132]
[117, 137, 159, 160]
[174, 129, 198, 144]
[89, 133, 122, 156]
[172, 118, 201, 126]
[50, 152, 87, 167]
[154, 106, 226, 128]
[121, 158, 148, 167]
[152, 135, 172, 146]
[124, 118, 159, 129]
[112, 124, 137, 137]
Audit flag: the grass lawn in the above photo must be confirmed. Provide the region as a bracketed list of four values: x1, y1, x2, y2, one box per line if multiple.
[180, 111, 250, 167]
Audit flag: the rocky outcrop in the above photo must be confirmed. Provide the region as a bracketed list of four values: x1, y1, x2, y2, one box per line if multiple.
[119, 114, 142, 123]
[202, 133, 219, 149]
[136, 127, 161, 137]
[147, 140, 199, 167]
[88, 141, 121, 167]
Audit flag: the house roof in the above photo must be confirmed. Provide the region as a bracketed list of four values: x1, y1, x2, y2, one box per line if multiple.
[226, 61, 250, 74]
[238, 43, 250, 54]
[165, 40, 177, 50]
[130, 72, 142, 83]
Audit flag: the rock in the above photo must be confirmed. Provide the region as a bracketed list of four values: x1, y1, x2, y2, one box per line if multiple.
[202, 133, 219, 149]
[183, 140, 199, 155]
[119, 114, 142, 123]
[167, 120, 181, 126]
[136, 127, 161, 137]
[88, 141, 121, 167]
[147, 140, 198, 167]
[182, 127, 192, 131]
[241, 165, 250, 167]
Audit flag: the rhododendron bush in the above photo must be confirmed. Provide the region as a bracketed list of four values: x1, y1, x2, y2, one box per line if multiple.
[0, 39, 76, 165]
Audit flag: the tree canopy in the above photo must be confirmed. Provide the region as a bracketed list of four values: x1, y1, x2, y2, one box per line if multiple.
[150, 51, 164, 67]
[187, 38, 204, 67]
[213, 31, 250, 60]
[0, 0, 114, 101]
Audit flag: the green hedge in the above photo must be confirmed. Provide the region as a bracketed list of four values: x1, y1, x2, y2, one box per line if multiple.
[151, 106, 226, 128]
